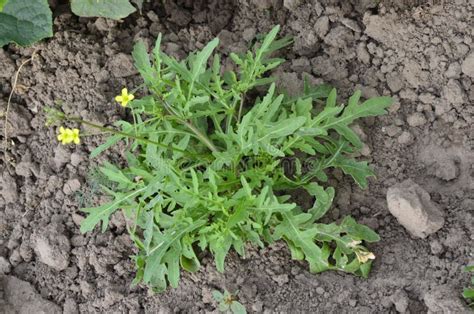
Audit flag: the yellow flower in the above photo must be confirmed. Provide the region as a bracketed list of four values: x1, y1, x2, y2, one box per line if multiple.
[115, 88, 134, 107]
[57, 127, 80, 145]
[355, 250, 376, 264]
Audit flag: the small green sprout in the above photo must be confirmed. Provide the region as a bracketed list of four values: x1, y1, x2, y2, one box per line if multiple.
[213, 290, 247, 314]
[464, 266, 474, 308]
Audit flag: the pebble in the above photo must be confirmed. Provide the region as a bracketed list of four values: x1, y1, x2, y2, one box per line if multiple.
[387, 179, 444, 238]
[63, 179, 81, 195]
[107, 53, 138, 78]
[316, 287, 325, 295]
[406, 112, 427, 127]
[33, 223, 71, 271]
[0, 256, 12, 274]
[397, 131, 414, 145]
[461, 51, 474, 78]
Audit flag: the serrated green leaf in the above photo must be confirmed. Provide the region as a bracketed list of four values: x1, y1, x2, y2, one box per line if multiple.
[71, 0, 136, 19]
[332, 157, 375, 189]
[0, 0, 53, 47]
[132, 40, 154, 85]
[90, 134, 122, 158]
[80, 187, 146, 233]
[274, 213, 329, 273]
[304, 183, 335, 222]
[341, 216, 380, 242]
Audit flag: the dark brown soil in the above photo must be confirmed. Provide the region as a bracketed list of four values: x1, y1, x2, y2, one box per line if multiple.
[0, 0, 473, 313]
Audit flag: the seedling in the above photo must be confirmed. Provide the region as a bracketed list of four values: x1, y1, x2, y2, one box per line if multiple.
[47, 25, 392, 292]
[213, 290, 247, 314]
[464, 266, 474, 308]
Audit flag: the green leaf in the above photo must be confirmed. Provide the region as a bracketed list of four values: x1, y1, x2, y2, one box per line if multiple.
[341, 216, 380, 242]
[0, 0, 8, 11]
[274, 212, 330, 273]
[80, 187, 146, 233]
[463, 288, 474, 299]
[212, 290, 224, 302]
[100, 163, 134, 186]
[189, 37, 219, 87]
[258, 117, 306, 142]
[90, 135, 122, 158]
[332, 158, 375, 189]
[132, 40, 154, 85]
[0, 0, 53, 47]
[71, 0, 136, 19]
[304, 183, 335, 222]
[231, 301, 247, 314]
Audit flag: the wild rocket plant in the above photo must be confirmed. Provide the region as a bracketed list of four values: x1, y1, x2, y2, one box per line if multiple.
[47, 25, 392, 292]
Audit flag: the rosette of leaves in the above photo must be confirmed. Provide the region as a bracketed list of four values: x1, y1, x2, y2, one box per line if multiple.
[79, 25, 392, 292]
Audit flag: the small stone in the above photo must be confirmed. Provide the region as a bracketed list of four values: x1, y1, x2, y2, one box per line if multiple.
[316, 287, 325, 295]
[71, 213, 84, 226]
[0, 256, 12, 274]
[291, 57, 311, 73]
[314, 16, 329, 38]
[434, 158, 458, 181]
[461, 52, 474, 78]
[108, 53, 138, 78]
[2, 276, 62, 313]
[397, 131, 414, 145]
[360, 143, 371, 156]
[390, 290, 409, 313]
[324, 26, 353, 48]
[385, 125, 402, 137]
[349, 299, 357, 307]
[356, 43, 370, 64]
[242, 28, 256, 42]
[63, 179, 81, 195]
[429, 240, 444, 255]
[407, 112, 427, 127]
[386, 72, 404, 93]
[33, 223, 71, 271]
[283, 0, 302, 10]
[15, 161, 33, 177]
[1, 172, 18, 203]
[94, 18, 109, 32]
[273, 274, 289, 286]
[424, 285, 468, 313]
[445, 62, 461, 78]
[341, 18, 361, 33]
[63, 298, 79, 314]
[442, 79, 465, 105]
[9, 249, 22, 266]
[70, 153, 85, 167]
[387, 179, 444, 238]
[250, 0, 272, 10]
[53, 145, 70, 170]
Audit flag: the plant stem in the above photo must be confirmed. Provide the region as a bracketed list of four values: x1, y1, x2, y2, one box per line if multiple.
[154, 92, 219, 153]
[67, 116, 204, 159]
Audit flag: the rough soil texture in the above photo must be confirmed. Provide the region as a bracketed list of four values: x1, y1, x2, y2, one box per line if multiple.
[0, 0, 473, 312]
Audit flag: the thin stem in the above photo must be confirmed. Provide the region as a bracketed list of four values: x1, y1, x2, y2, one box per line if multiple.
[67, 116, 204, 159]
[154, 92, 219, 153]
[4, 50, 37, 164]
[237, 94, 245, 123]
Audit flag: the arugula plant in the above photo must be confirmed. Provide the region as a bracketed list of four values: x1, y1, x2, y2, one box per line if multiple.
[76, 25, 392, 292]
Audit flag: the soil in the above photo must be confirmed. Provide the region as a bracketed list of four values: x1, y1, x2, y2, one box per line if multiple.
[0, 0, 473, 313]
